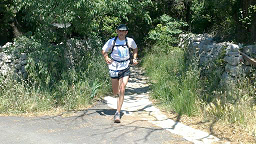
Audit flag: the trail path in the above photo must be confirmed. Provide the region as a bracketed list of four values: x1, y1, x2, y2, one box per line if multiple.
[0, 66, 220, 144]
[104, 66, 220, 144]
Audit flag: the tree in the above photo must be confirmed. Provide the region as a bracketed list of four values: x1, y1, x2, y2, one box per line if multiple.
[239, 0, 256, 43]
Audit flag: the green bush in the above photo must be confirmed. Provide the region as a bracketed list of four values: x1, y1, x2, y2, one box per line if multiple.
[0, 35, 110, 114]
[148, 14, 187, 53]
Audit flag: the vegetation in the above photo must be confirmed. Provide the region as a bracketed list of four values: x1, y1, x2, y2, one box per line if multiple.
[0, 0, 255, 139]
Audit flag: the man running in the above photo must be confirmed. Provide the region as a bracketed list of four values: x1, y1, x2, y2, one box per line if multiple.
[102, 24, 138, 123]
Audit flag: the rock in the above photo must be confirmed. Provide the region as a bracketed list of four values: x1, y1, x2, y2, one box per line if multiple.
[22, 71, 28, 79]
[204, 45, 214, 52]
[193, 37, 202, 42]
[2, 42, 12, 49]
[224, 55, 242, 66]
[226, 43, 239, 52]
[242, 66, 252, 74]
[225, 64, 242, 77]
[14, 63, 21, 70]
[20, 60, 27, 65]
[179, 33, 255, 88]
[21, 66, 26, 73]
[20, 53, 27, 60]
[1, 64, 12, 75]
[220, 72, 237, 87]
[2, 54, 12, 63]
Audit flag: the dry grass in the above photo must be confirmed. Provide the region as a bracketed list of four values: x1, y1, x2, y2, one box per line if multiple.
[158, 102, 256, 143]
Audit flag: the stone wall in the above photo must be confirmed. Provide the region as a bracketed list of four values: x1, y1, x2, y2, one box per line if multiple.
[0, 39, 86, 80]
[179, 33, 256, 86]
[1, 35, 255, 85]
[0, 42, 28, 79]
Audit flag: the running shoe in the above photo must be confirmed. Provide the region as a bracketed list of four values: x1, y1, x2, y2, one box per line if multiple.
[114, 112, 121, 123]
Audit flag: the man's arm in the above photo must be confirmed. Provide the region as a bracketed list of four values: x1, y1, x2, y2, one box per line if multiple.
[102, 50, 112, 64]
[132, 48, 138, 65]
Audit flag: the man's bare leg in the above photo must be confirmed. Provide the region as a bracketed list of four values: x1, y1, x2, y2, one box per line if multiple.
[111, 78, 119, 96]
[117, 76, 129, 113]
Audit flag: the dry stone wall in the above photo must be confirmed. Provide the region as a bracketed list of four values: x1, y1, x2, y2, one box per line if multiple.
[1, 35, 255, 85]
[0, 39, 87, 80]
[0, 42, 28, 79]
[179, 33, 255, 86]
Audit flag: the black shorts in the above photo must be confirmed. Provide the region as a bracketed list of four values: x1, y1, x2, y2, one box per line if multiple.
[109, 67, 130, 79]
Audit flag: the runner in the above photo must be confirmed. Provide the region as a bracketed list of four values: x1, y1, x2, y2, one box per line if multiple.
[102, 24, 138, 123]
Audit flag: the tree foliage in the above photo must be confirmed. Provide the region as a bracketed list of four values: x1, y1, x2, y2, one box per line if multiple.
[1, 0, 256, 91]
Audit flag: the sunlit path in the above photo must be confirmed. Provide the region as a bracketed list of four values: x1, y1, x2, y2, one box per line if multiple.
[104, 66, 220, 144]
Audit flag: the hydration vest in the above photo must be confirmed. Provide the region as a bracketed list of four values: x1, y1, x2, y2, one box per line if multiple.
[109, 36, 133, 63]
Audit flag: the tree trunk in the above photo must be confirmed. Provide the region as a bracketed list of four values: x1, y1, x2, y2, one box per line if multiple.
[10, 20, 22, 38]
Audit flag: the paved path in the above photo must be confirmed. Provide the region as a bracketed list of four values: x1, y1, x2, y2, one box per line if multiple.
[0, 102, 187, 144]
[104, 66, 219, 144]
[0, 66, 188, 144]
[0, 66, 219, 144]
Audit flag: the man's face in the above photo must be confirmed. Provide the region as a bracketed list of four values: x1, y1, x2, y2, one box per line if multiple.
[117, 30, 128, 38]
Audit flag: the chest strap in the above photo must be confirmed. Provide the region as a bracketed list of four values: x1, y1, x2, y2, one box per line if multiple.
[112, 58, 130, 62]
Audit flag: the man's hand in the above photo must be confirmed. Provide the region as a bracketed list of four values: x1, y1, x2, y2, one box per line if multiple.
[132, 58, 139, 65]
[105, 57, 113, 64]
[102, 50, 112, 64]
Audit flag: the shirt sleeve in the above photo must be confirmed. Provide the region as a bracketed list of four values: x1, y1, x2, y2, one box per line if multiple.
[127, 38, 137, 49]
[102, 38, 114, 52]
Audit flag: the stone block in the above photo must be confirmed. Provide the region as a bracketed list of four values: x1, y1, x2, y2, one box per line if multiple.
[2, 54, 12, 63]
[0, 64, 11, 75]
[20, 60, 27, 65]
[242, 65, 252, 74]
[20, 53, 27, 60]
[224, 55, 242, 66]
[2, 42, 12, 49]
[14, 63, 21, 70]
[226, 51, 240, 57]
[21, 66, 26, 73]
[220, 72, 237, 87]
[243, 45, 256, 55]
[204, 45, 214, 52]
[225, 64, 242, 77]
[227, 43, 239, 52]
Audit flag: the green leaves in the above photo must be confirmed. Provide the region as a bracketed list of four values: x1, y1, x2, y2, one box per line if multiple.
[239, 5, 256, 29]
[148, 14, 187, 53]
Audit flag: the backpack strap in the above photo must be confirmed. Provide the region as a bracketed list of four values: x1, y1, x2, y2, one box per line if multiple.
[110, 36, 132, 61]
[125, 37, 133, 61]
[125, 37, 129, 48]
[110, 36, 118, 55]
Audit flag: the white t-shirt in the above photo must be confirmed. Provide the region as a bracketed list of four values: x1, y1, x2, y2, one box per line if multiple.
[102, 37, 137, 70]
